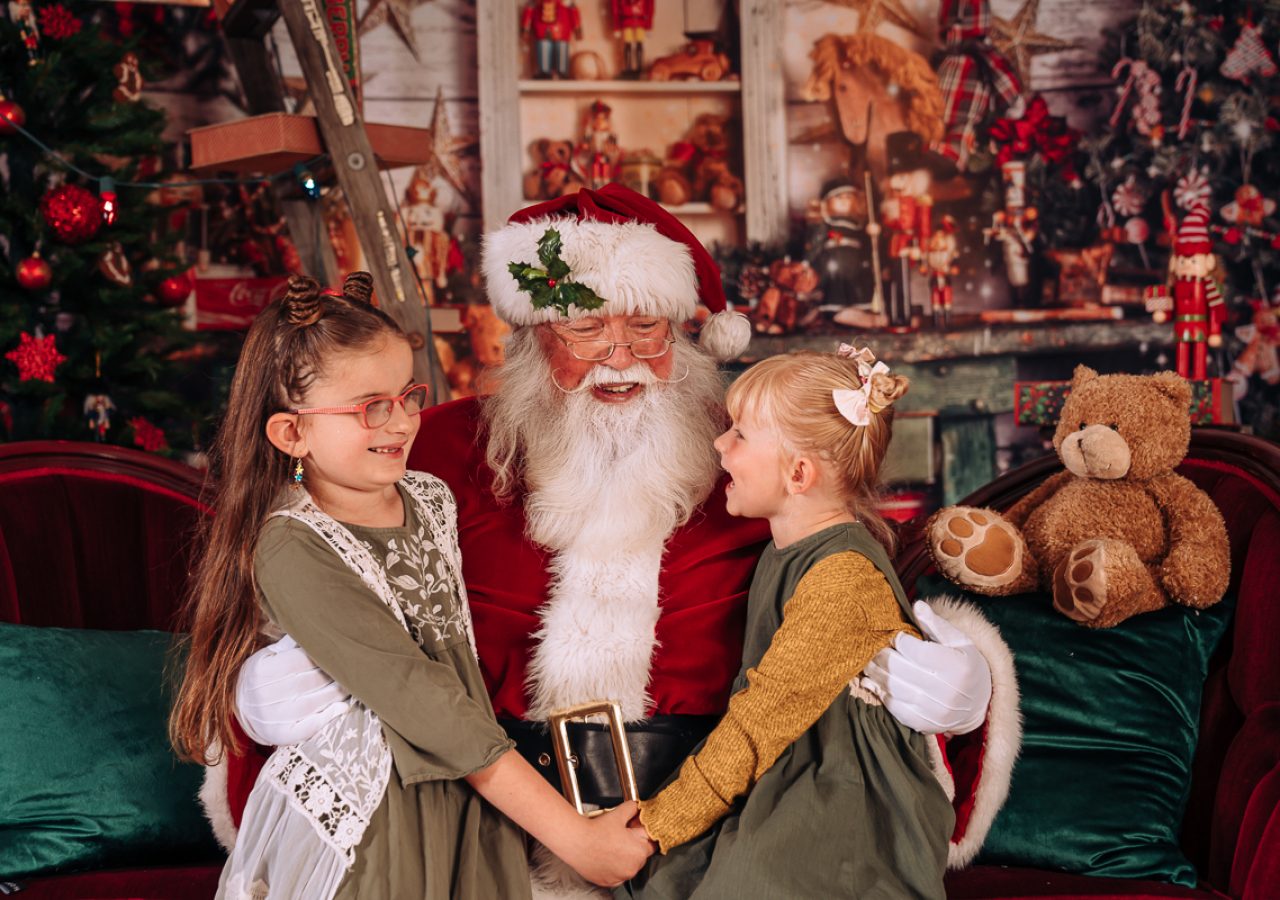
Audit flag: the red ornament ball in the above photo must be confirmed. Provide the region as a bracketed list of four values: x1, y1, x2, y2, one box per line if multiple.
[41, 185, 103, 245]
[1224, 227, 1243, 246]
[157, 271, 194, 306]
[16, 254, 52, 290]
[0, 98, 24, 135]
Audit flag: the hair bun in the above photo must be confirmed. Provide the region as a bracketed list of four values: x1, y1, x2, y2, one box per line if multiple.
[282, 275, 325, 327]
[867, 372, 910, 412]
[343, 271, 374, 305]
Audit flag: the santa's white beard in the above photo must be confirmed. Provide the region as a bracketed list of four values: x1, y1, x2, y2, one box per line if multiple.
[480, 330, 724, 721]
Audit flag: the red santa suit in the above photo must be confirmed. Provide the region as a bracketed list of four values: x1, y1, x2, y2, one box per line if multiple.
[210, 185, 1015, 877]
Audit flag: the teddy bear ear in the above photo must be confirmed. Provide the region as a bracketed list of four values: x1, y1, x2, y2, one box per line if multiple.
[1070, 365, 1099, 388]
[1151, 371, 1192, 408]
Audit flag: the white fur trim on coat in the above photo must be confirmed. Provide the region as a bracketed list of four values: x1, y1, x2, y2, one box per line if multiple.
[925, 595, 1022, 870]
[200, 746, 238, 853]
[483, 217, 699, 326]
[525, 547, 664, 722]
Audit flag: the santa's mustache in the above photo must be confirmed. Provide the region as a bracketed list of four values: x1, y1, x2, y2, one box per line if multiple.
[551, 362, 691, 394]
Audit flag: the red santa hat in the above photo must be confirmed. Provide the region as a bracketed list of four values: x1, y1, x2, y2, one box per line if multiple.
[1175, 203, 1213, 256]
[482, 183, 751, 360]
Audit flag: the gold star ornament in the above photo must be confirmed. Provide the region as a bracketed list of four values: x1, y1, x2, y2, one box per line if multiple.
[422, 86, 477, 202]
[358, 0, 432, 61]
[828, 0, 926, 37]
[991, 0, 1074, 89]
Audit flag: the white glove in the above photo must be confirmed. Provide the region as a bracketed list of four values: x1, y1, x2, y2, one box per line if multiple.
[235, 635, 351, 746]
[860, 600, 993, 736]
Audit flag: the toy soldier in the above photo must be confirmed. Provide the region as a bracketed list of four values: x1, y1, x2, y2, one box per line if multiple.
[521, 0, 583, 80]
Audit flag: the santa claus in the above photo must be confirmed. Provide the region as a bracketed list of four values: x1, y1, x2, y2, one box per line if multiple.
[212, 185, 1018, 896]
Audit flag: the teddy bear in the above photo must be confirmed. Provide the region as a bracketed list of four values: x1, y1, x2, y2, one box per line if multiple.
[751, 258, 820, 335]
[446, 305, 511, 399]
[694, 157, 745, 211]
[653, 113, 737, 208]
[927, 366, 1230, 629]
[522, 139, 584, 200]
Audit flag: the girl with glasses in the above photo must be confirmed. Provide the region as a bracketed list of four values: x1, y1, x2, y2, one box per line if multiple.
[170, 273, 651, 900]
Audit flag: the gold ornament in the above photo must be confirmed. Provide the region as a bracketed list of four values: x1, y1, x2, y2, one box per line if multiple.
[991, 0, 1074, 89]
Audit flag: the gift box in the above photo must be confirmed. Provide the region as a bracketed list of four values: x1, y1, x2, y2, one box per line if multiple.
[192, 275, 291, 331]
[1015, 378, 1234, 427]
[189, 113, 431, 174]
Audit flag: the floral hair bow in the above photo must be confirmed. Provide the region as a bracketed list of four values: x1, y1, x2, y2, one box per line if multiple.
[833, 343, 890, 427]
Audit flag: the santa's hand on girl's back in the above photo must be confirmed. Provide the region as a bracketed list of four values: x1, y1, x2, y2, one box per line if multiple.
[235, 634, 350, 746]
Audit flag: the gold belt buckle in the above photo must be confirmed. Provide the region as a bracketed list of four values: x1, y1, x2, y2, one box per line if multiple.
[546, 700, 639, 816]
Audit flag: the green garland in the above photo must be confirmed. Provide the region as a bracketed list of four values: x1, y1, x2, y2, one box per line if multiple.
[507, 228, 605, 318]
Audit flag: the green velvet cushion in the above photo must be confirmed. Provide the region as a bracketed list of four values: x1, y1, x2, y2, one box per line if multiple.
[929, 581, 1234, 887]
[0, 622, 220, 878]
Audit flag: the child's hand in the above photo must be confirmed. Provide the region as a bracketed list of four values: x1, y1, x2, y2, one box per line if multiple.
[565, 801, 654, 888]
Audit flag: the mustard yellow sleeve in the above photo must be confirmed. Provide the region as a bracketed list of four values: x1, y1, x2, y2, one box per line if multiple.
[638, 550, 918, 853]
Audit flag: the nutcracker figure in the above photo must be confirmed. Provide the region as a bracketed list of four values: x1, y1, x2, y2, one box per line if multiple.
[1146, 183, 1226, 380]
[924, 215, 960, 328]
[521, 0, 583, 80]
[576, 100, 620, 190]
[805, 176, 882, 327]
[401, 172, 453, 301]
[881, 131, 944, 328]
[610, 0, 654, 79]
[984, 161, 1040, 303]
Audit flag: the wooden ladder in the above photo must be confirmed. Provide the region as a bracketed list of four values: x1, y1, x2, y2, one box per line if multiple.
[216, 0, 447, 401]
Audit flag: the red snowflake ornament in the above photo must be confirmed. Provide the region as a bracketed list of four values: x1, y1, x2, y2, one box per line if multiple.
[38, 4, 82, 40]
[5, 332, 66, 382]
[129, 417, 169, 452]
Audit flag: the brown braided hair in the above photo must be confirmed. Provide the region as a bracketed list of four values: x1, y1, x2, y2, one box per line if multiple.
[170, 271, 406, 763]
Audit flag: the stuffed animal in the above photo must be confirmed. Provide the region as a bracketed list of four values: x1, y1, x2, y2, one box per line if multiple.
[654, 113, 736, 208]
[694, 157, 744, 211]
[1227, 298, 1280, 399]
[752, 258, 819, 335]
[522, 138, 584, 200]
[447, 305, 511, 398]
[927, 366, 1229, 628]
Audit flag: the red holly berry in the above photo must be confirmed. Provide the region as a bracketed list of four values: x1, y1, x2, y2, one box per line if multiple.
[546, 278, 557, 287]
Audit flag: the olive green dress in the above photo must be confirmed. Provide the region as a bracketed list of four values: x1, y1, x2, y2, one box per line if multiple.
[619, 522, 954, 899]
[249, 484, 532, 900]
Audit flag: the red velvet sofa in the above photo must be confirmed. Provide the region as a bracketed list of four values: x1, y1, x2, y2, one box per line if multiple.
[905, 430, 1280, 900]
[2, 432, 1276, 898]
[0, 441, 223, 898]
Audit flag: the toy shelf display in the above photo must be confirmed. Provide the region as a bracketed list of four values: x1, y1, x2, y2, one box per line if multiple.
[477, 0, 788, 247]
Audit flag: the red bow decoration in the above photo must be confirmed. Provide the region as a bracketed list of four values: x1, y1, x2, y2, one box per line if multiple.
[989, 96, 1080, 182]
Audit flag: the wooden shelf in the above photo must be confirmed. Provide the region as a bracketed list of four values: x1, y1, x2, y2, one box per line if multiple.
[663, 202, 743, 216]
[518, 79, 741, 95]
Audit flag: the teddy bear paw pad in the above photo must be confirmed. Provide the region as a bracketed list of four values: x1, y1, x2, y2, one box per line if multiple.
[931, 507, 1023, 587]
[1053, 540, 1109, 623]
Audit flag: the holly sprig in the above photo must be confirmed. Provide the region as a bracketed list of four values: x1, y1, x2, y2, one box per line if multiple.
[507, 228, 605, 317]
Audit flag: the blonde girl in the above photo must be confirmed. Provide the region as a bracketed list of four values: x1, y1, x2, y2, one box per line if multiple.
[619, 346, 954, 899]
[170, 273, 650, 900]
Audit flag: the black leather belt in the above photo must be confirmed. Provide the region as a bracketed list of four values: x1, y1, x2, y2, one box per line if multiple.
[500, 715, 718, 807]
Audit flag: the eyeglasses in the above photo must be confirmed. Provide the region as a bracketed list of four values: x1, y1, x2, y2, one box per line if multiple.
[550, 326, 676, 362]
[289, 384, 429, 429]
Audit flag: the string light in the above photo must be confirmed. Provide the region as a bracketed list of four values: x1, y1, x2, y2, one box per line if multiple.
[294, 163, 321, 200]
[99, 176, 118, 225]
[2, 116, 329, 191]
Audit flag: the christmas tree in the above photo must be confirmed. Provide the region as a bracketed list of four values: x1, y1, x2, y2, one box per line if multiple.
[1083, 1, 1280, 438]
[0, 3, 208, 453]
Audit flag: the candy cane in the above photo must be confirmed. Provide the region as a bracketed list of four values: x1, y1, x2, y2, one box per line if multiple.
[1110, 58, 1138, 128]
[1176, 66, 1197, 139]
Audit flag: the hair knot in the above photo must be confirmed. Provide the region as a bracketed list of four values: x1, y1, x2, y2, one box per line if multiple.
[282, 275, 325, 327]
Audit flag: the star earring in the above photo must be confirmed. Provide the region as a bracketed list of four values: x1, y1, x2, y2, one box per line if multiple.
[292, 459, 304, 488]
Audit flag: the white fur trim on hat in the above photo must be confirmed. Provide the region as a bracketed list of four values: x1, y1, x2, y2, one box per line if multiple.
[925, 595, 1022, 870]
[483, 217, 699, 325]
[699, 310, 751, 361]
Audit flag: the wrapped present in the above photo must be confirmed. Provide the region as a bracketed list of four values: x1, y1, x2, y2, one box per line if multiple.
[1015, 378, 1234, 427]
